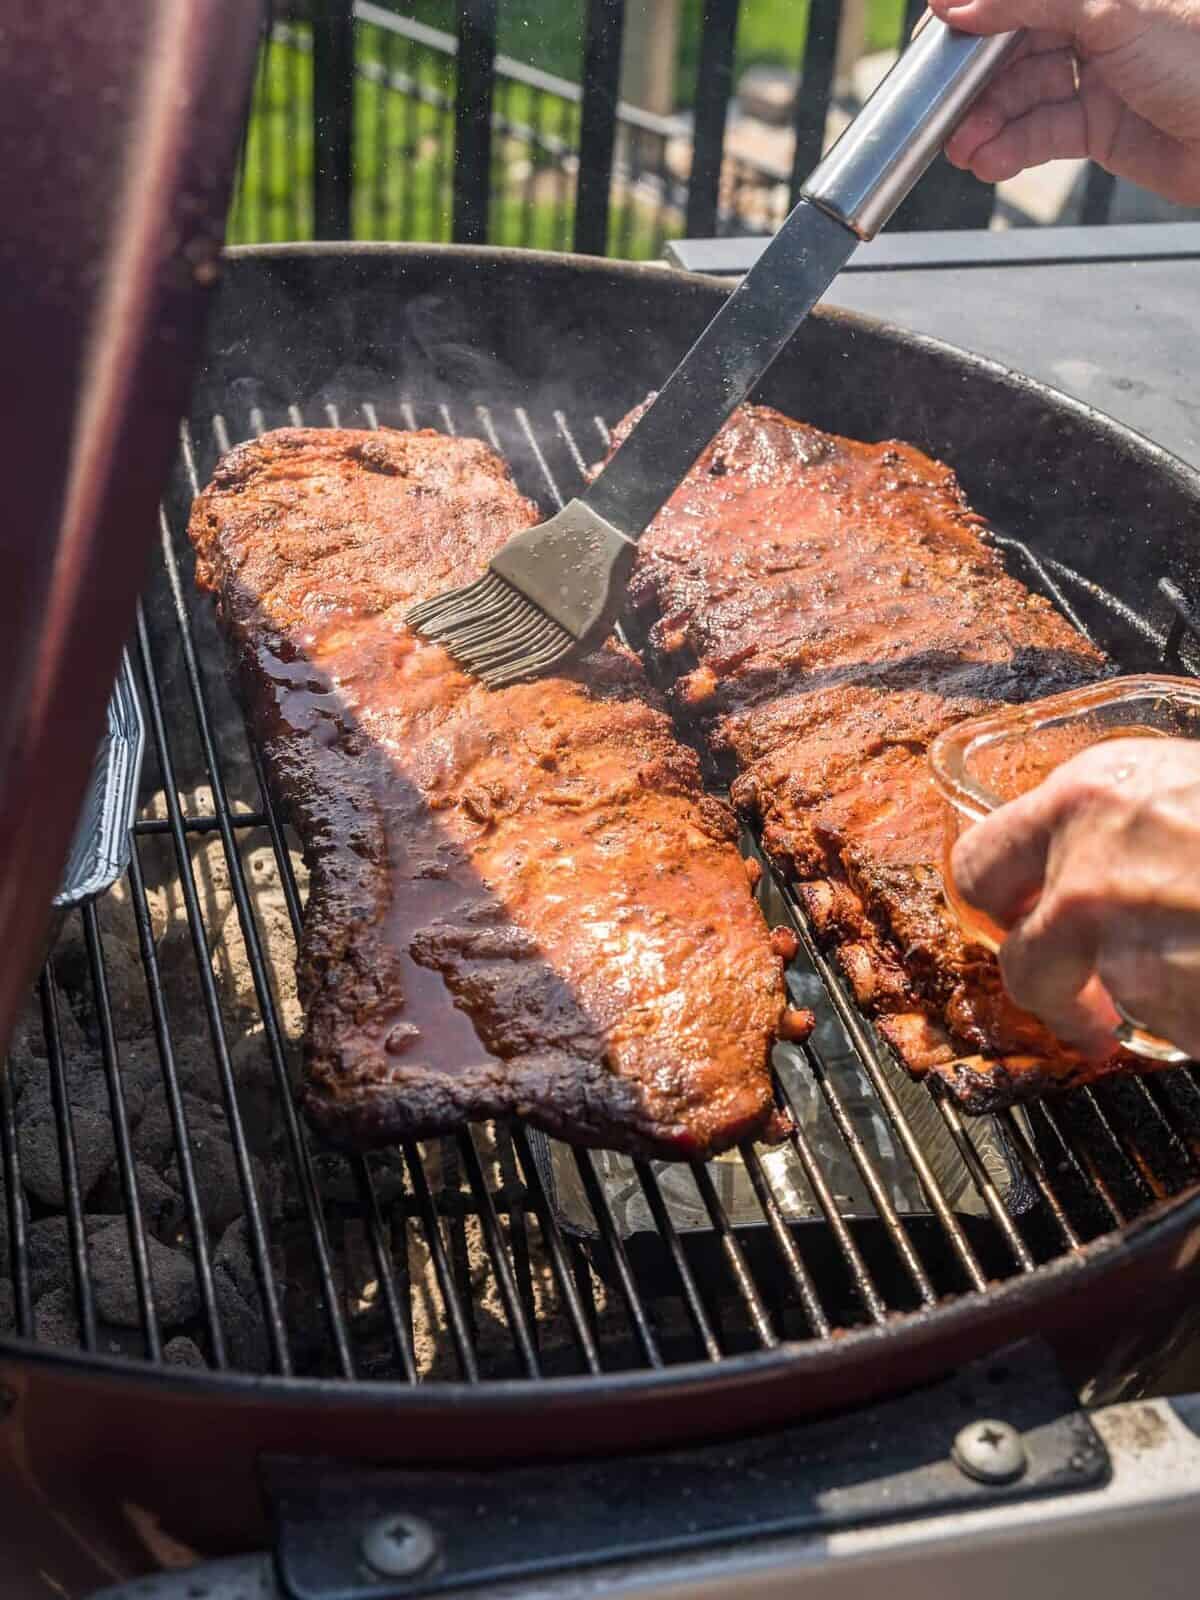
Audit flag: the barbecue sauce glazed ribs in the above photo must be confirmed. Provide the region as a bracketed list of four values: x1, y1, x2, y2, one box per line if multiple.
[188, 428, 790, 1158]
[620, 402, 1138, 1114]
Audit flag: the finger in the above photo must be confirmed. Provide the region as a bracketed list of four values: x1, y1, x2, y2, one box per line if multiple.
[945, 48, 1079, 167]
[929, 0, 1086, 37]
[961, 96, 1089, 181]
[1097, 911, 1200, 1060]
[1106, 107, 1200, 206]
[949, 789, 1055, 928]
[958, 28, 1074, 55]
[999, 897, 1117, 1057]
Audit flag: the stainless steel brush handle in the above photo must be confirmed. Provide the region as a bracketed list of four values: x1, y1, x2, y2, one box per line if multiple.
[803, 14, 1022, 238]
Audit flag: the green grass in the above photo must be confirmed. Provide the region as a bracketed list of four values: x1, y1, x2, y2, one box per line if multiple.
[738, 0, 908, 64]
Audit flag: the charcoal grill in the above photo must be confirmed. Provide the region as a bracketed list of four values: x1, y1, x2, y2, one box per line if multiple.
[5, 246, 1200, 1595]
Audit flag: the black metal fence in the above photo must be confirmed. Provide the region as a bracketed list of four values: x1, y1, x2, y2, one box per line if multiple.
[227, 0, 1118, 257]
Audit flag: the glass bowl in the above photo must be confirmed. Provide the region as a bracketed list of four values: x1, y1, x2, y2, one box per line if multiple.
[928, 674, 1200, 1064]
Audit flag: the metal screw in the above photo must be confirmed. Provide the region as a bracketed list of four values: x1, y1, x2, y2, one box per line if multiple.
[360, 1514, 438, 1579]
[952, 1419, 1027, 1485]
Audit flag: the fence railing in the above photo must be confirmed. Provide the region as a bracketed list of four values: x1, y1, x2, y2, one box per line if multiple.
[229, 5, 719, 254]
[227, 0, 1118, 257]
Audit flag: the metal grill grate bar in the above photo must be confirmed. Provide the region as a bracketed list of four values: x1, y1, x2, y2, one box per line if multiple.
[83, 901, 163, 1361]
[134, 813, 267, 837]
[1031, 1101, 1126, 1230]
[772, 1072, 888, 1325]
[783, 896, 989, 1293]
[352, 1156, 418, 1382]
[691, 1162, 778, 1350]
[388, 1184, 417, 1363]
[633, 1159, 723, 1359]
[134, 599, 292, 1373]
[996, 1110, 1083, 1251]
[459, 1131, 542, 1378]
[38, 969, 99, 1352]
[935, 1100, 1036, 1273]
[513, 1128, 604, 1373]
[1131, 1077, 1200, 1189]
[1087, 1085, 1166, 1204]
[0, 1064, 31, 1337]
[1160, 1071, 1200, 1165]
[789, 1040, 932, 1311]
[574, 1150, 663, 1368]
[493, 1131, 540, 1351]
[737, 1143, 833, 1337]
[1068, 1094, 1158, 1216]
[125, 845, 228, 1365]
[401, 1141, 480, 1381]
[176, 421, 355, 1380]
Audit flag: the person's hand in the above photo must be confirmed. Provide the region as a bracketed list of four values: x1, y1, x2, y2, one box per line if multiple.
[950, 736, 1200, 1058]
[926, 0, 1200, 205]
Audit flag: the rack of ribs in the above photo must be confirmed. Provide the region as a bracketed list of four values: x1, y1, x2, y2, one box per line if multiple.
[620, 402, 1138, 1114]
[188, 428, 794, 1158]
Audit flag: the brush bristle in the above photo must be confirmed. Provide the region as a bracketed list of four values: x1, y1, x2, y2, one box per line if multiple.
[406, 568, 577, 687]
[406, 571, 506, 636]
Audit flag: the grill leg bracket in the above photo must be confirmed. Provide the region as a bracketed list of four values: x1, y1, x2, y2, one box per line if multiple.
[258, 1339, 1106, 1600]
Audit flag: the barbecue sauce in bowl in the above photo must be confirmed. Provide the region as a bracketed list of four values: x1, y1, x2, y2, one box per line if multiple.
[929, 675, 1200, 1063]
[939, 719, 1168, 955]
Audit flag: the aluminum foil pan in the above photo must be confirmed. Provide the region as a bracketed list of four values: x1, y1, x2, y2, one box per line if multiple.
[51, 649, 144, 922]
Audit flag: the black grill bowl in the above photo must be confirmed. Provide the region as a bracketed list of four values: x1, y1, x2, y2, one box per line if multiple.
[5, 245, 1200, 1578]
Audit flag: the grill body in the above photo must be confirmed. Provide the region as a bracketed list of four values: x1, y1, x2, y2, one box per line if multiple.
[5, 245, 1200, 1583]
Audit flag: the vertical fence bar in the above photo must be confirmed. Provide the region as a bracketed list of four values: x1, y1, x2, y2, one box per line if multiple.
[574, 0, 626, 255]
[453, 0, 498, 244]
[789, 0, 841, 198]
[38, 969, 98, 1353]
[312, 0, 355, 239]
[685, 0, 740, 239]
